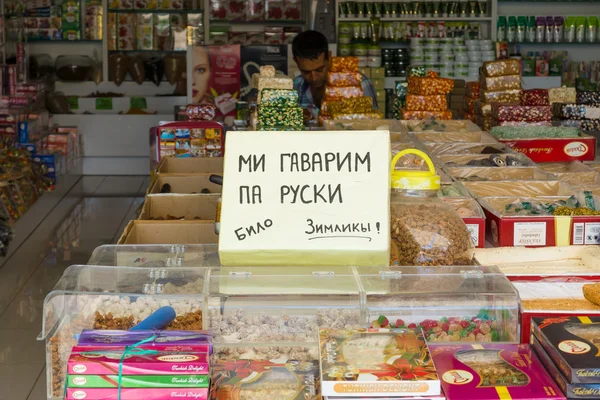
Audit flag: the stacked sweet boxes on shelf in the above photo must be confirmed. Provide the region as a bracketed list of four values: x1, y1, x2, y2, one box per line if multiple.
[553, 90, 600, 132]
[463, 81, 480, 123]
[65, 330, 213, 400]
[531, 316, 600, 399]
[474, 59, 522, 131]
[319, 328, 443, 400]
[491, 91, 553, 128]
[319, 56, 383, 125]
[401, 71, 454, 120]
[431, 343, 564, 400]
[251, 65, 303, 130]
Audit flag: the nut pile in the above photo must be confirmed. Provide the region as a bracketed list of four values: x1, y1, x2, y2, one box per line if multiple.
[491, 104, 553, 122]
[482, 59, 521, 77]
[406, 94, 448, 112]
[521, 89, 550, 106]
[327, 72, 362, 87]
[390, 203, 473, 266]
[208, 308, 360, 343]
[482, 75, 521, 91]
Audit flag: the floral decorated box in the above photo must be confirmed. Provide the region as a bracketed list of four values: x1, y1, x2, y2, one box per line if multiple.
[210, 358, 320, 399]
[532, 316, 600, 384]
[319, 328, 440, 398]
[429, 343, 565, 400]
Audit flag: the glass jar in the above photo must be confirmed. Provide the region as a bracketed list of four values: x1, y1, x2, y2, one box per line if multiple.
[389, 149, 474, 266]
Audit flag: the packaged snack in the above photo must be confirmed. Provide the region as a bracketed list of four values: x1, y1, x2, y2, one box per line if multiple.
[330, 111, 384, 120]
[407, 71, 454, 95]
[497, 16, 507, 41]
[549, 86, 577, 104]
[400, 109, 453, 120]
[481, 89, 522, 103]
[246, 0, 264, 21]
[587, 16, 597, 43]
[482, 59, 521, 77]
[553, 103, 600, 120]
[554, 16, 564, 42]
[577, 91, 600, 105]
[330, 56, 359, 72]
[507, 16, 517, 42]
[475, 100, 492, 116]
[255, 75, 294, 98]
[326, 71, 362, 87]
[66, 388, 208, 399]
[324, 96, 374, 114]
[390, 150, 473, 266]
[521, 88, 550, 106]
[565, 16, 576, 42]
[431, 343, 564, 399]
[257, 105, 303, 127]
[532, 316, 600, 384]
[186, 104, 217, 121]
[324, 86, 364, 101]
[265, 0, 283, 19]
[283, 0, 301, 20]
[536, 16, 546, 42]
[492, 104, 552, 122]
[227, 0, 245, 20]
[576, 16, 586, 43]
[466, 81, 481, 98]
[406, 94, 448, 111]
[545, 16, 554, 43]
[526, 16, 536, 42]
[482, 74, 521, 91]
[67, 375, 209, 388]
[259, 88, 299, 107]
[517, 16, 526, 42]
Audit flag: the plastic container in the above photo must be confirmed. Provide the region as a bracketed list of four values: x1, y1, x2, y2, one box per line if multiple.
[352, 43, 368, 56]
[440, 60, 454, 69]
[339, 34, 352, 44]
[410, 37, 424, 46]
[339, 44, 352, 56]
[424, 44, 439, 53]
[440, 68, 454, 77]
[455, 68, 469, 77]
[482, 55, 495, 62]
[455, 62, 469, 69]
[424, 53, 439, 62]
[390, 149, 474, 266]
[482, 50, 495, 58]
[411, 53, 425, 62]
[356, 56, 368, 67]
[465, 39, 480, 47]
[455, 46, 468, 53]
[367, 55, 383, 67]
[424, 38, 441, 45]
[440, 53, 455, 62]
[468, 52, 482, 62]
[454, 37, 466, 45]
[455, 54, 469, 63]
[368, 45, 382, 56]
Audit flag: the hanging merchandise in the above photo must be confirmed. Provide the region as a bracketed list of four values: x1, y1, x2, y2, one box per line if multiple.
[144, 57, 165, 87]
[109, 53, 130, 86]
[128, 55, 145, 85]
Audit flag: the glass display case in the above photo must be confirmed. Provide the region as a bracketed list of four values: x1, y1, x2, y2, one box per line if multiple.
[358, 266, 519, 343]
[206, 266, 362, 344]
[87, 244, 220, 267]
[40, 265, 208, 400]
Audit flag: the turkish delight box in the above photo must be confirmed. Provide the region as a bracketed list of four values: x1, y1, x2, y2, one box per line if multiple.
[210, 358, 320, 399]
[319, 328, 440, 398]
[532, 316, 600, 384]
[77, 329, 212, 347]
[66, 388, 209, 399]
[68, 349, 210, 375]
[532, 335, 600, 399]
[429, 343, 565, 400]
[498, 134, 596, 163]
[67, 374, 210, 388]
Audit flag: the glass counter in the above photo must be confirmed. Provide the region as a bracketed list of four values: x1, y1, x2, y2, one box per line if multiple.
[87, 244, 220, 267]
[40, 265, 208, 400]
[358, 266, 519, 343]
[206, 266, 362, 344]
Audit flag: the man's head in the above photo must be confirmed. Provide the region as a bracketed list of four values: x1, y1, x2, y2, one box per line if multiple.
[292, 30, 331, 89]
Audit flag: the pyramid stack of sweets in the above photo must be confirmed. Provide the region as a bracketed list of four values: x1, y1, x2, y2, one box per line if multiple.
[65, 330, 212, 400]
[401, 70, 454, 120]
[318, 56, 382, 124]
[464, 81, 481, 123]
[252, 65, 303, 131]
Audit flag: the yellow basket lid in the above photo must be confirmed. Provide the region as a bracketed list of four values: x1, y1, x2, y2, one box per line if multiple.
[390, 149, 440, 190]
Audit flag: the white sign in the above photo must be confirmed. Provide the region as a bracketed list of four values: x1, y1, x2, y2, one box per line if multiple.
[219, 130, 391, 266]
[513, 222, 547, 247]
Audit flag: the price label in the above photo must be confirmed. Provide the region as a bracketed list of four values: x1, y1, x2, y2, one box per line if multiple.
[96, 97, 113, 110]
[514, 222, 547, 247]
[130, 96, 147, 109]
[466, 224, 479, 247]
[67, 96, 79, 110]
[584, 223, 600, 245]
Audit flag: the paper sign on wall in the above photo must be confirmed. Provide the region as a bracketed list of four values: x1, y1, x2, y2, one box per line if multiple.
[218, 130, 391, 266]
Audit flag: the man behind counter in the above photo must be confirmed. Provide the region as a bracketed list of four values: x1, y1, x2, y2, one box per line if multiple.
[292, 30, 378, 120]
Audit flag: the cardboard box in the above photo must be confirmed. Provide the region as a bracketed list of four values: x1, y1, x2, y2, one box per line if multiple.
[532, 316, 600, 384]
[156, 157, 224, 175]
[430, 343, 564, 399]
[148, 174, 222, 194]
[499, 135, 596, 163]
[532, 334, 600, 398]
[370, 67, 385, 79]
[139, 194, 219, 221]
[118, 220, 218, 244]
[371, 78, 385, 90]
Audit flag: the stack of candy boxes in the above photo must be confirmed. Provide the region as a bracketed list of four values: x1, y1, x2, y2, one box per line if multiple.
[401, 71, 454, 120]
[319, 56, 382, 125]
[553, 89, 600, 131]
[253, 65, 303, 131]
[64, 330, 212, 400]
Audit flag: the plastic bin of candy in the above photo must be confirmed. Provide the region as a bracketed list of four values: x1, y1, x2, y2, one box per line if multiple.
[87, 244, 220, 267]
[358, 265, 519, 343]
[206, 266, 362, 345]
[40, 265, 208, 399]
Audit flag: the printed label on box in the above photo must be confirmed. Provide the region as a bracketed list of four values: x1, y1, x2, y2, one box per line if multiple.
[514, 222, 546, 246]
[96, 97, 113, 110]
[466, 224, 479, 247]
[584, 223, 600, 245]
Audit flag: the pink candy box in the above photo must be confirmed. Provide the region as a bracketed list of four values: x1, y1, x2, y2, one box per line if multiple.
[66, 388, 208, 399]
[68, 351, 210, 376]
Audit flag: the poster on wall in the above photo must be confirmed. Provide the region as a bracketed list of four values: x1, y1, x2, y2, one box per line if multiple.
[240, 45, 288, 100]
[190, 45, 241, 117]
